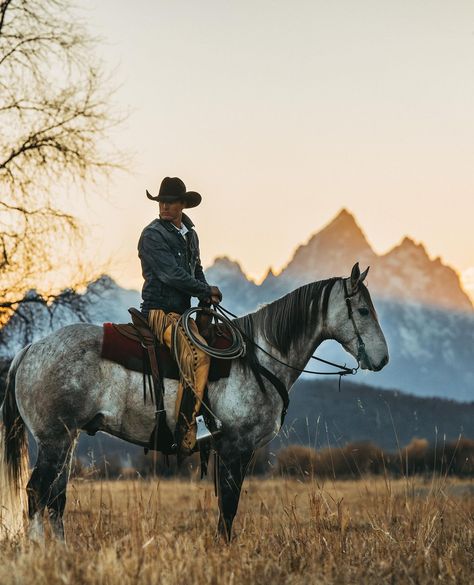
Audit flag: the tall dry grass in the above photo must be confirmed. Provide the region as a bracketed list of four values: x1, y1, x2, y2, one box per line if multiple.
[0, 474, 472, 584]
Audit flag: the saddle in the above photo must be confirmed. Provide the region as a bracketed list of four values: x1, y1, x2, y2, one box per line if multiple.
[101, 309, 233, 382]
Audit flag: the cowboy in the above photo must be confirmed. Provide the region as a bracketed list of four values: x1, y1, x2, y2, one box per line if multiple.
[138, 177, 222, 455]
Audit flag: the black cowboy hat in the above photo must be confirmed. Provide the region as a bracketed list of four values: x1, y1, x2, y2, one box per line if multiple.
[146, 177, 202, 209]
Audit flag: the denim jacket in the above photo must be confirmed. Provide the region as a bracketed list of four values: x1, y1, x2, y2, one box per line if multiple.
[138, 213, 211, 316]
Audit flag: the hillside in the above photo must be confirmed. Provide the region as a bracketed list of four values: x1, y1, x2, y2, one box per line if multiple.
[278, 378, 474, 451]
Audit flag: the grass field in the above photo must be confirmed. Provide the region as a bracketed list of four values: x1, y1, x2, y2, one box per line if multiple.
[0, 474, 473, 584]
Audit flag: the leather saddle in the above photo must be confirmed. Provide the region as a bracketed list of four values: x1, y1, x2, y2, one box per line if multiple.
[100, 308, 233, 382]
[118, 307, 155, 346]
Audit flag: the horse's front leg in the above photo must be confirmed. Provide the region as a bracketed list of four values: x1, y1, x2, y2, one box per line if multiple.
[216, 449, 253, 542]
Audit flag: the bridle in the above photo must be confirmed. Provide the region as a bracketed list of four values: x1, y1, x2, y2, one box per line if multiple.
[343, 278, 372, 370]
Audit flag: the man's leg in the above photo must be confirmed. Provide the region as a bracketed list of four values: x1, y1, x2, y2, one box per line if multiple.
[162, 316, 211, 453]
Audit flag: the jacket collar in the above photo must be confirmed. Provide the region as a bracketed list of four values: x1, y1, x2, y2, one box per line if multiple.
[182, 213, 195, 229]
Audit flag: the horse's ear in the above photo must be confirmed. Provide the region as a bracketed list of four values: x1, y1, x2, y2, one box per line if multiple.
[359, 266, 370, 284]
[350, 263, 361, 289]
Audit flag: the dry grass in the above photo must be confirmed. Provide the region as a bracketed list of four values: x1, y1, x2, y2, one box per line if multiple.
[0, 475, 473, 585]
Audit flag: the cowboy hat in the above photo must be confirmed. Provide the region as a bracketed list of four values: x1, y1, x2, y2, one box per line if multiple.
[146, 177, 202, 208]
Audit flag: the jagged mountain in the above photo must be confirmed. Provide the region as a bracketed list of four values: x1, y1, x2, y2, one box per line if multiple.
[258, 209, 472, 312]
[276, 208, 376, 286]
[370, 238, 472, 311]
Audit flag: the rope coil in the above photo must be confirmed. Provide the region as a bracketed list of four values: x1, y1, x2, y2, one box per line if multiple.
[176, 307, 246, 360]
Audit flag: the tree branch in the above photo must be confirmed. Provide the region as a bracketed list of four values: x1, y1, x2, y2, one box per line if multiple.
[0, 0, 13, 37]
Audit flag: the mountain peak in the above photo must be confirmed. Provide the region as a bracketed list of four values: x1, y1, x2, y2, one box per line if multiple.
[86, 274, 119, 295]
[210, 256, 246, 274]
[205, 256, 251, 284]
[372, 237, 472, 311]
[323, 207, 359, 231]
[386, 237, 430, 261]
[279, 208, 375, 282]
[313, 208, 372, 249]
[400, 236, 422, 249]
[261, 266, 278, 286]
[335, 207, 356, 221]
[265, 266, 276, 278]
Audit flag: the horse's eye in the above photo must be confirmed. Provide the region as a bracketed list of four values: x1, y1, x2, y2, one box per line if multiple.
[358, 308, 369, 317]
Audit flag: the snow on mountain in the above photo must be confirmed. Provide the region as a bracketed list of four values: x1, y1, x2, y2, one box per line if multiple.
[374, 300, 474, 401]
[81, 275, 141, 324]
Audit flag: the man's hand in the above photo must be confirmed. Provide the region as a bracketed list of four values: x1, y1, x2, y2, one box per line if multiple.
[210, 285, 223, 305]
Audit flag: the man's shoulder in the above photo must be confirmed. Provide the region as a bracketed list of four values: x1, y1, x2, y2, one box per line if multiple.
[141, 218, 168, 237]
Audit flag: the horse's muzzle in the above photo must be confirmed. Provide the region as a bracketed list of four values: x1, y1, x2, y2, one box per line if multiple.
[372, 354, 389, 372]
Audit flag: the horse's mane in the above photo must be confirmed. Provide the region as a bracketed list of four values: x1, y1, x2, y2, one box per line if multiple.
[235, 277, 341, 355]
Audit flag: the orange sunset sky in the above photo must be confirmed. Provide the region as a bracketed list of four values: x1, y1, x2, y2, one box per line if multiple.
[55, 1, 473, 299]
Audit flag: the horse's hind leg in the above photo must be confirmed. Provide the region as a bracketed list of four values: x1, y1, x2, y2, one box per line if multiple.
[216, 450, 253, 542]
[27, 434, 77, 541]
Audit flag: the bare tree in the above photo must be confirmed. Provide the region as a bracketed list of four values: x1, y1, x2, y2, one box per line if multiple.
[0, 0, 122, 325]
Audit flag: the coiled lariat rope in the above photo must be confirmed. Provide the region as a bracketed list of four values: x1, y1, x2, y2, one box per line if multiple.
[177, 304, 358, 378]
[176, 306, 246, 359]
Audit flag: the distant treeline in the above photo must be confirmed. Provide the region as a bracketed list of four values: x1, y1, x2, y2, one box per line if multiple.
[72, 436, 474, 480]
[275, 437, 474, 479]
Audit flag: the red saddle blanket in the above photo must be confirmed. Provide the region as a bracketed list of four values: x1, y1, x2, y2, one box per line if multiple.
[101, 322, 233, 381]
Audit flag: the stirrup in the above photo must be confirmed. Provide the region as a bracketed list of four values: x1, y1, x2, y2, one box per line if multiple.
[196, 415, 222, 443]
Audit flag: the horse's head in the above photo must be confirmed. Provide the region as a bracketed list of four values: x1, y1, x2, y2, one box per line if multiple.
[327, 263, 389, 372]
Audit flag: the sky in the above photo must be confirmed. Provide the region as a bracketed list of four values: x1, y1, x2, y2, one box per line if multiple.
[64, 1, 473, 297]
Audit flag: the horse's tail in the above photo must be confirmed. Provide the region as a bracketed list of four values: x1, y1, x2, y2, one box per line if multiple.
[0, 345, 30, 538]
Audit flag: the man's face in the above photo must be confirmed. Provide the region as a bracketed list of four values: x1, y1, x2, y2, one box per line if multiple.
[159, 200, 186, 225]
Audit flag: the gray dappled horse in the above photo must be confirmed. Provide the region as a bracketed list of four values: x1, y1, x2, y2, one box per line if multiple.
[1, 263, 388, 541]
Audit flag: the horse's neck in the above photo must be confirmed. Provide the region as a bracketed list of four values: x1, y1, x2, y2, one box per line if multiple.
[241, 279, 340, 388]
[251, 327, 325, 389]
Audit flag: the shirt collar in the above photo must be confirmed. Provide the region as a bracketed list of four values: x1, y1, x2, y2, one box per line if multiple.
[173, 222, 189, 238]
